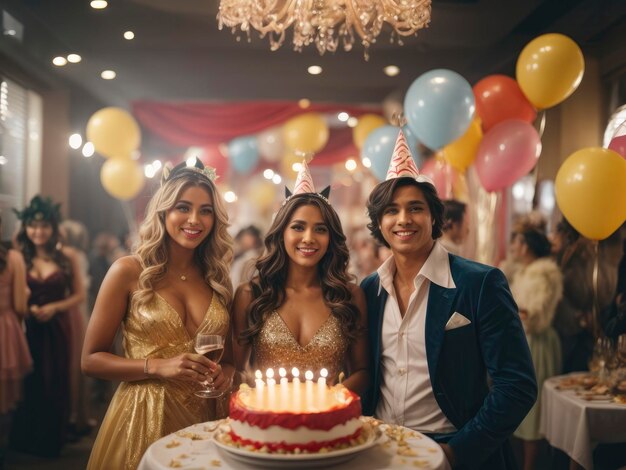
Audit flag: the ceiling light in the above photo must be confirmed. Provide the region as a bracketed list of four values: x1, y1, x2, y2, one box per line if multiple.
[152, 159, 162, 170]
[69, 133, 82, 149]
[362, 157, 372, 168]
[384, 65, 400, 77]
[292, 162, 303, 172]
[345, 159, 358, 171]
[52, 56, 67, 66]
[90, 0, 108, 9]
[307, 65, 322, 75]
[124, 31, 135, 40]
[82, 142, 95, 157]
[67, 54, 82, 63]
[101, 70, 116, 80]
[144, 164, 157, 178]
[272, 174, 282, 184]
[347, 117, 359, 128]
[263, 169, 274, 179]
[224, 191, 237, 203]
[337, 112, 350, 122]
[298, 99, 311, 109]
[217, 0, 431, 58]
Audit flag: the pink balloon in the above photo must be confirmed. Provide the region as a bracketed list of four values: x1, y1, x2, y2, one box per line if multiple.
[608, 121, 626, 159]
[474, 120, 541, 192]
[421, 158, 454, 199]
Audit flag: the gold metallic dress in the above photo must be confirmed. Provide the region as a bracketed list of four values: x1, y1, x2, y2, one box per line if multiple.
[87, 293, 229, 470]
[252, 310, 348, 382]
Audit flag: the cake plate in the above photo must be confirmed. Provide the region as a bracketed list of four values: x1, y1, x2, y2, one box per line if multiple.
[213, 421, 382, 468]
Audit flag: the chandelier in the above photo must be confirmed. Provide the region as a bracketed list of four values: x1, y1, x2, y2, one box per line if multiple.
[217, 0, 432, 58]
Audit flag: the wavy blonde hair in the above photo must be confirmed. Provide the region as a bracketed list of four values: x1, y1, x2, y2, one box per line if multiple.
[133, 169, 233, 310]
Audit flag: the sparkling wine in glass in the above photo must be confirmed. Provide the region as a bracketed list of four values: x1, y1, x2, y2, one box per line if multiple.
[194, 334, 224, 398]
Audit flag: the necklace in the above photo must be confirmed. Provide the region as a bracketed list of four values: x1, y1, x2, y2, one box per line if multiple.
[169, 267, 188, 281]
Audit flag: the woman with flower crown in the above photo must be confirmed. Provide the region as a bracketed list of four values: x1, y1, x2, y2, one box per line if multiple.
[9, 196, 86, 457]
[232, 161, 370, 396]
[82, 159, 235, 470]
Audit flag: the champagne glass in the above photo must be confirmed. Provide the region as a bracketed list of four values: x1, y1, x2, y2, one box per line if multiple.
[194, 334, 224, 398]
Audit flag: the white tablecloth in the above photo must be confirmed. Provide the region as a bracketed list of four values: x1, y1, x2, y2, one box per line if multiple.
[540, 374, 626, 470]
[138, 419, 446, 470]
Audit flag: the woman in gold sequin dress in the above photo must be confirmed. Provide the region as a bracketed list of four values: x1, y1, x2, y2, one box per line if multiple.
[232, 162, 369, 396]
[82, 159, 234, 470]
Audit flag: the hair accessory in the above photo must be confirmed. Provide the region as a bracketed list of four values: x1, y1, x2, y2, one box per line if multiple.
[385, 129, 434, 185]
[283, 160, 331, 205]
[163, 157, 218, 184]
[13, 195, 62, 224]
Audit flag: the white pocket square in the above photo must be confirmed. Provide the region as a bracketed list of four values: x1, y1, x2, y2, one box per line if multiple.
[444, 312, 471, 331]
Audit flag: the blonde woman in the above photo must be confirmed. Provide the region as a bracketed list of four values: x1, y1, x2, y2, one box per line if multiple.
[82, 159, 234, 470]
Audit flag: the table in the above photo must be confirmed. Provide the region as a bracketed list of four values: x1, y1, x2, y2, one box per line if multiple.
[540, 374, 626, 470]
[138, 419, 447, 469]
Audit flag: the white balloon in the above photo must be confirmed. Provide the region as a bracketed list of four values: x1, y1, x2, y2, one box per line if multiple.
[257, 127, 285, 163]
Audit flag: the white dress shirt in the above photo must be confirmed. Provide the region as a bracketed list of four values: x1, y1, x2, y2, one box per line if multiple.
[375, 242, 457, 433]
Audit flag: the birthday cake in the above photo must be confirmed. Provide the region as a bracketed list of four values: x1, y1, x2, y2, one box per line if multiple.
[227, 381, 363, 453]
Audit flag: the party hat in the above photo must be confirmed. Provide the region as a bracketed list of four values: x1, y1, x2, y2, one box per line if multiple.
[284, 160, 330, 204]
[385, 129, 433, 184]
[293, 160, 315, 194]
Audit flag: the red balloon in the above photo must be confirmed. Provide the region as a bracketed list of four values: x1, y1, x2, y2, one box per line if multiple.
[199, 144, 229, 177]
[608, 121, 626, 159]
[473, 75, 537, 133]
[420, 157, 454, 199]
[474, 120, 542, 192]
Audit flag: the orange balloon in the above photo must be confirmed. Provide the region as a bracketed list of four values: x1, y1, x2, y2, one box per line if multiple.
[516, 34, 584, 109]
[555, 147, 626, 240]
[442, 118, 483, 171]
[473, 75, 536, 132]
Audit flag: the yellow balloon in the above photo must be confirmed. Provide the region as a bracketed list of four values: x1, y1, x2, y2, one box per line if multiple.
[442, 118, 483, 171]
[555, 147, 626, 240]
[283, 113, 329, 154]
[516, 33, 584, 109]
[353, 114, 386, 149]
[281, 152, 302, 176]
[87, 107, 141, 159]
[246, 177, 276, 211]
[100, 158, 145, 200]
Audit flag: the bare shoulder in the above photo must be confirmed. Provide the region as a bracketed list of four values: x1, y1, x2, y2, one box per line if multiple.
[7, 248, 25, 264]
[108, 255, 142, 283]
[60, 245, 79, 260]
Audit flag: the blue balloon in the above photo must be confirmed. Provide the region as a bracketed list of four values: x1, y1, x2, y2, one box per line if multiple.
[404, 69, 475, 150]
[361, 126, 400, 181]
[228, 136, 258, 174]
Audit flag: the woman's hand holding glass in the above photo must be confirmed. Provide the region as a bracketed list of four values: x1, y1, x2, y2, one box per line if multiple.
[194, 334, 226, 398]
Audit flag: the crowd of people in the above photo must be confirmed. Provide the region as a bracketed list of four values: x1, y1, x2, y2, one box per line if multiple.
[1, 140, 625, 470]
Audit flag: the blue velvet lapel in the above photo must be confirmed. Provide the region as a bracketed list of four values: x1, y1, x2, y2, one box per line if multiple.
[425, 282, 457, 381]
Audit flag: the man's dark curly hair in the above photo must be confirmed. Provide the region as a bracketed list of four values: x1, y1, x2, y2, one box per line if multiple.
[366, 177, 444, 248]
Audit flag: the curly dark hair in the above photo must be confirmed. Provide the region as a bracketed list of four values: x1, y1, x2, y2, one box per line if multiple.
[515, 225, 552, 259]
[16, 211, 73, 289]
[366, 177, 445, 247]
[239, 194, 360, 344]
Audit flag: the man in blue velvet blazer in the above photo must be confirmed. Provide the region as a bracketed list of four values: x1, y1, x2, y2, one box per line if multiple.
[360, 161, 537, 469]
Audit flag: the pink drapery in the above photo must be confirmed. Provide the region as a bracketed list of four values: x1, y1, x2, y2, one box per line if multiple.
[132, 100, 382, 166]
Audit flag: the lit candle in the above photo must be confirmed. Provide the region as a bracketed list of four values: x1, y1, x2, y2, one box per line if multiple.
[292, 367, 301, 410]
[305, 370, 314, 410]
[278, 367, 288, 411]
[318, 368, 328, 408]
[255, 369, 264, 406]
[266, 368, 276, 410]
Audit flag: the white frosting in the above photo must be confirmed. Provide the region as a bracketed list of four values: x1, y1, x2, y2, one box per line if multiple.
[230, 417, 362, 445]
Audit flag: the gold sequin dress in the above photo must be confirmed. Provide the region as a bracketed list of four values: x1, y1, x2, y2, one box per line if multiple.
[252, 311, 348, 381]
[87, 293, 229, 470]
